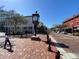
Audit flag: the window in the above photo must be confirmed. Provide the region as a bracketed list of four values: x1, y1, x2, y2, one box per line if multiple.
[17, 27, 20, 29]
[24, 27, 27, 29]
[29, 27, 32, 29]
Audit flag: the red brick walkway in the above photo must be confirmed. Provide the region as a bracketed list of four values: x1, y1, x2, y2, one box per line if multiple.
[0, 34, 56, 59]
[38, 34, 57, 59]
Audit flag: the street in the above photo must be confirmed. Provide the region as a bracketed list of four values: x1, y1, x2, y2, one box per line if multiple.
[50, 31, 79, 59]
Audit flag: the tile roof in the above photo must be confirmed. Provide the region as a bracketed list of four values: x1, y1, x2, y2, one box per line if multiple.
[64, 14, 79, 23]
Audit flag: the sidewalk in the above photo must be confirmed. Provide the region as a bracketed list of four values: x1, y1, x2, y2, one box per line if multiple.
[0, 34, 57, 59]
[38, 34, 57, 59]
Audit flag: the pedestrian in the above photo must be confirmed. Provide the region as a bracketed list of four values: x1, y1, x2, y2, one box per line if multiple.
[48, 38, 52, 51]
[4, 36, 12, 50]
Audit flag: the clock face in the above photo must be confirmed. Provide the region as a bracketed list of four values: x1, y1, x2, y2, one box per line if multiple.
[33, 16, 37, 21]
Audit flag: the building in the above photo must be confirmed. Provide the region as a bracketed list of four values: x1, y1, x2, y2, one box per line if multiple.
[0, 10, 42, 35]
[0, 16, 35, 35]
[63, 14, 79, 33]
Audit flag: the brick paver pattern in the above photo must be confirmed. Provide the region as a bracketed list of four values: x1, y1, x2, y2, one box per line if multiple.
[0, 35, 55, 59]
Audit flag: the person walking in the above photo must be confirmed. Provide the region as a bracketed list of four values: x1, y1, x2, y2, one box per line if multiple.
[4, 36, 12, 50]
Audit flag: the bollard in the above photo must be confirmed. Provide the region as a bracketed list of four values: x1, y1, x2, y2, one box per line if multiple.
[47, 33, 49, 43]
[48, 38, 52, 51]
[56, 50, 60, 59]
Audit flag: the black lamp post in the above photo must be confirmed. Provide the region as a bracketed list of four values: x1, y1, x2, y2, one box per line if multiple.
[32, 11, 40, 36]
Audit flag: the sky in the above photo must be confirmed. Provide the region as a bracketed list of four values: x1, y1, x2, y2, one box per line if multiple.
[0, 0, 79, 28]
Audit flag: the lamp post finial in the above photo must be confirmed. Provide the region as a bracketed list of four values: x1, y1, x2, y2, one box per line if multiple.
[35, 11, 38, 14]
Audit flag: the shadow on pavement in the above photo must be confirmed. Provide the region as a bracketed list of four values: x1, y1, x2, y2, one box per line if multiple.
[42, 41, 69, 48]
[4, 44, 14, 53]
[0, 41, 15, 53]
[31, 37, 41, 41]
[51, 42, 69, 48]
[0, 42, 15, 48]
[6, 48, 14, 52]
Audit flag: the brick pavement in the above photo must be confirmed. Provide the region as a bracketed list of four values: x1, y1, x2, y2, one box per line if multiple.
[50, 32, 79, 59]
[0, 34, 56, 59]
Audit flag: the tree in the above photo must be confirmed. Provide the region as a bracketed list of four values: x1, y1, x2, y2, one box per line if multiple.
[36, 21, 48, 34]
[12, 15, 26, 34]
[0, 8, 28, 34]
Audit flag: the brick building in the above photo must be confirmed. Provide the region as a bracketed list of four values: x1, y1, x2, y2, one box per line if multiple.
[63, 14, 79, 33]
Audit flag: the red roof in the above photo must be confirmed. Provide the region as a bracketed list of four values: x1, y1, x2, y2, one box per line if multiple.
[64, 14, 79, 23]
